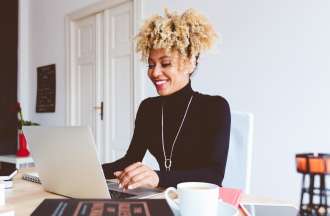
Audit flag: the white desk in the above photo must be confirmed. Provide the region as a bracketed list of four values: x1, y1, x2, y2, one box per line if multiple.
[0, 168, 294, 216]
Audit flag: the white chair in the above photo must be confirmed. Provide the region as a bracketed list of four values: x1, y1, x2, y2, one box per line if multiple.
[222, 111, 254, 193]
[143, 150, 160, 170]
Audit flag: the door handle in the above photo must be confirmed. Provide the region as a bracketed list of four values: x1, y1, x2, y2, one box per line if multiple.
[93, 102, 103, 120]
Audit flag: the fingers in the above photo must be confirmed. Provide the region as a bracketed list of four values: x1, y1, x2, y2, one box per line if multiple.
[128, 181, 144, 190]
[119, 165, 148, 189]
[128, 170, 160, 190]
[127, 171, 149, 188]
[127, 173, 152, 189]
[116, 162, 142, 180]
[113, 171, 122, 177]
[114, 162, 144, 188]
[123, 162, 143, 173]
[113, 162, 159, 190]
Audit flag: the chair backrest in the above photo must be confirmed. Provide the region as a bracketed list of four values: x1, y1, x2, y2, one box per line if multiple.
[143, 150, 160, 170]
[222, 111, 254, 193]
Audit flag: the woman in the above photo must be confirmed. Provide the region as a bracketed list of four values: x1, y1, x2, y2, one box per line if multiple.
[102, 8, 231, 190]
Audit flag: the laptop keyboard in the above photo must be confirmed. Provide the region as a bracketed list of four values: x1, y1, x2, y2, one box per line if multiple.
[109, 190, 135, 199]
[107, 181, 135, 199]
[106, 180, 162, 199]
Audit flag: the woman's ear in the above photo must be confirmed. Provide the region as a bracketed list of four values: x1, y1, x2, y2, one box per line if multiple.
[189, 55, 196, 66]
[178, 54, 195, 75]
[186, 56, 196, 75]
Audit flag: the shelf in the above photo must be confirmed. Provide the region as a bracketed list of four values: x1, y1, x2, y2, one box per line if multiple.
[0, 154, 34, 168]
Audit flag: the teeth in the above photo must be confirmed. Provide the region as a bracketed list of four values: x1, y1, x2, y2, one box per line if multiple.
[155, 80, 167, 85]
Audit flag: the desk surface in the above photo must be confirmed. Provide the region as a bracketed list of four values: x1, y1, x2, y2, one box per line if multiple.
[0, 168, 293, 216]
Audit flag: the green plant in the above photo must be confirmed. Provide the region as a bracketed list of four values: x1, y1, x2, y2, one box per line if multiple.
[17, 102, 39, 130]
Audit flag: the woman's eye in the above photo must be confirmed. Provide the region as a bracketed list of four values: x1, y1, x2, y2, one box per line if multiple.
[148, 64, 155, 69]
[161, 63, 171, 68]
[148, 63, 171, 69]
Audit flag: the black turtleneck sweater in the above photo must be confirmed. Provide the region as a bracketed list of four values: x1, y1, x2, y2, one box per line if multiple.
[102, 82, 231, 188]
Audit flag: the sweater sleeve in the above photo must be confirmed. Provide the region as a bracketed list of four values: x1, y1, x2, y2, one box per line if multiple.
[102, 99, 149, 179]
[156, 97, 231, 188]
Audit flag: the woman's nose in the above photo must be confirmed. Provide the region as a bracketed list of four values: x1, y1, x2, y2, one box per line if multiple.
[150, 64, 162, 77]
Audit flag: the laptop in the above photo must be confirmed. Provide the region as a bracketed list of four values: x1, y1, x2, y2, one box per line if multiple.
[23, 126, 162, 199]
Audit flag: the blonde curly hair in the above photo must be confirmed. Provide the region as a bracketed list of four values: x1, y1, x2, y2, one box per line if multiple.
[136, 8, 217, 61]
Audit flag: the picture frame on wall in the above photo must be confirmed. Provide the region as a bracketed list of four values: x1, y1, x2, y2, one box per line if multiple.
[36, 64, 56, 113]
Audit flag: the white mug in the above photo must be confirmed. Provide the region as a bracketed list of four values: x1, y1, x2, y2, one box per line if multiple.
[164, 182, 219, 216]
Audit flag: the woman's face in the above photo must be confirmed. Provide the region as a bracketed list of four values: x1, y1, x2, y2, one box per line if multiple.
[148, 49, 195, 96]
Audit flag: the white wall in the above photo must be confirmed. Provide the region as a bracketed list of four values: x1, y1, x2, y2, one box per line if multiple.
[18, 0, 31, 120]
[23, 0, 101, 125]
[22, 0, 330, 204]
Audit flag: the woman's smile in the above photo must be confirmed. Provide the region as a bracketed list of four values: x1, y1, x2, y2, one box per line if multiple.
[153, 79, 169, 91]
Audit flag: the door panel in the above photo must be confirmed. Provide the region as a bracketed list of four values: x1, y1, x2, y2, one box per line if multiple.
[113, 11, 131, 54]
[112, 56, 132, 150]
[104, 2, 134, 162]
[74, 15, 101, 157]
[79, 64, 96, 135]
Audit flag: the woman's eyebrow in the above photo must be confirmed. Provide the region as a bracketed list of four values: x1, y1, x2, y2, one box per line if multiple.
[148, 56, 171, 62]
[159, 56, 171, 60]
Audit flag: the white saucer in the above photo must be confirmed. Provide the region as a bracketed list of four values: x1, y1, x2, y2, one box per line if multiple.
[169, 200, 239, 216]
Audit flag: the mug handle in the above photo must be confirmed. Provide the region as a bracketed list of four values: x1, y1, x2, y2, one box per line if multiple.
[164, 187, 180, 214]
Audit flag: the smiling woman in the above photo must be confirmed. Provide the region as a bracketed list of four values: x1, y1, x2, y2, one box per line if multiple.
[147, 49, 196, 96]
[102, 8, 231, 190]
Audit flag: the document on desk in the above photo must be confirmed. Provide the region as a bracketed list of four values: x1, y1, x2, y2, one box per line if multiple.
[31, 199, 173, 216]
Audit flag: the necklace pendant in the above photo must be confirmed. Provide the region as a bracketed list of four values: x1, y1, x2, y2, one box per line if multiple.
[165, 159, 172, 172]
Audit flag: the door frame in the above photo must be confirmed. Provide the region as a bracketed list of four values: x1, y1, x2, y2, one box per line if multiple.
[65, 0, 144, 126]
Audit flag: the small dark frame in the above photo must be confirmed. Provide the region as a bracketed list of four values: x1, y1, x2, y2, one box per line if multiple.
[36, 64, 56, 113]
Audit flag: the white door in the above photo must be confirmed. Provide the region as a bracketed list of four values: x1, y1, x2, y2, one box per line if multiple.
[72, 13, 104, 160]
[103, 2, 134, 162]
[70, 2, 134, 163]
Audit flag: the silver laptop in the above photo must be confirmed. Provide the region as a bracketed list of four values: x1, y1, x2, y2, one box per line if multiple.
[23, 126, 161, 199]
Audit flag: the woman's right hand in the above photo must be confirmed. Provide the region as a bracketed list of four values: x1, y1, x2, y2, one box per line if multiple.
[113, 162, 159, 190]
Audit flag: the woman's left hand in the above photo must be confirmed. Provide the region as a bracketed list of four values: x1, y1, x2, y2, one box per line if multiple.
[114, 162, 159, 190]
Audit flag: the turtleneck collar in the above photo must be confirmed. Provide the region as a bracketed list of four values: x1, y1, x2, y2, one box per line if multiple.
[160, 81, 194, 102]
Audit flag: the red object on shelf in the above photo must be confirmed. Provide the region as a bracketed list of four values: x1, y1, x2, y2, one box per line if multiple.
[16, 131, 30, 157]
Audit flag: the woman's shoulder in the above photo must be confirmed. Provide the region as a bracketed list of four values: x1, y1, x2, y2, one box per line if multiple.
[138, 96, 161, 110]
[194, 92, 230, 110]
[194, 92, 231, 122]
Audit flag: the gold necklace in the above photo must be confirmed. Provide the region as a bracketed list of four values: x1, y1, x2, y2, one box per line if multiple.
[161, 95, 194, 172]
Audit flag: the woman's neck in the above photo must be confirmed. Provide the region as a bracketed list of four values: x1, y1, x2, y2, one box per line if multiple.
[161, 81, 193, 102]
